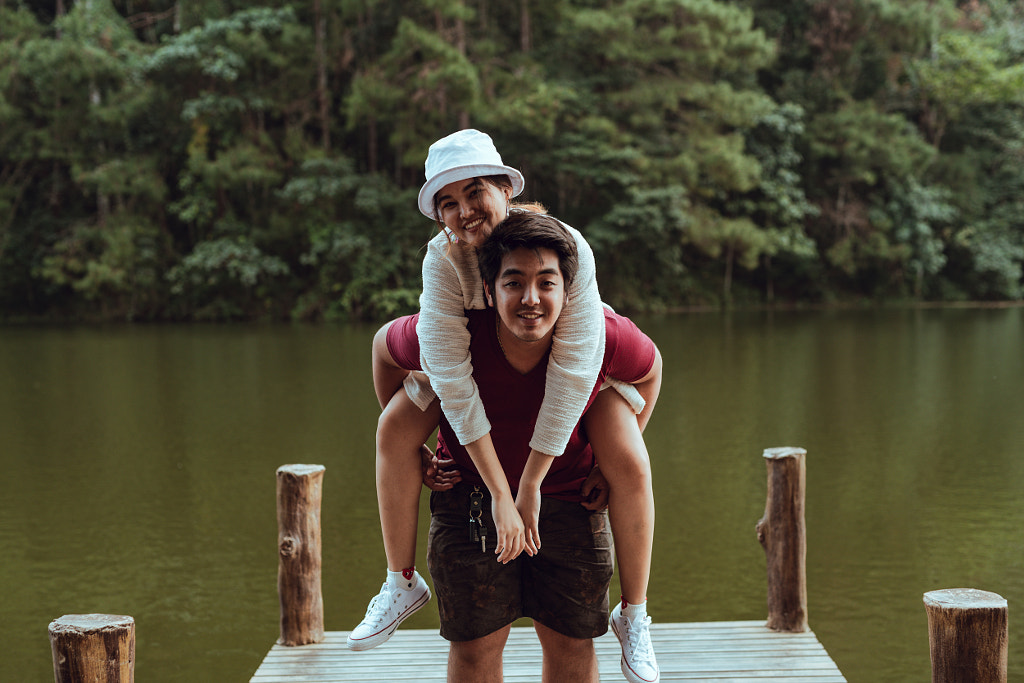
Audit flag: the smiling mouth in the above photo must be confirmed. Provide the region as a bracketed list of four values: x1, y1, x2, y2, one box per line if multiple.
[463, 218, 484, 231]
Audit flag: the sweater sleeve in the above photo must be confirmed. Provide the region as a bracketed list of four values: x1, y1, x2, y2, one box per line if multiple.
[529, 223, 606, 456]
[416, 233, 492, 446]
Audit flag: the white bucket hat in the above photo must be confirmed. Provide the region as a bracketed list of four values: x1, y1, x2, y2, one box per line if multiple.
[417, 129, 525, 218]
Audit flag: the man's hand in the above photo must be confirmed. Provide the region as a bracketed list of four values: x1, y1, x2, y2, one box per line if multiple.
[420, 445, 461, 491]
[580, 465, 610, 511]
[491, 494, 526, 564]
[515, 486, 542, 556]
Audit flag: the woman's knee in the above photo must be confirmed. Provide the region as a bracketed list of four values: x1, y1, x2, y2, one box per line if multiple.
[585, 389, 635, 433]
[376, 390, 438, 450]
[586, 395, 650, 474]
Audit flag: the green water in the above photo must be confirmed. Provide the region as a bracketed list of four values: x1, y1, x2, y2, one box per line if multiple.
[2, 307, 1022, 682]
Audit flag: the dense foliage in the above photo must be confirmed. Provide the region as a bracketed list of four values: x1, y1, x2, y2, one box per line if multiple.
[1, 0, 1022, 321]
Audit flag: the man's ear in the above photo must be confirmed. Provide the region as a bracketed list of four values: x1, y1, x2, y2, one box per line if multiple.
[484, 283, 494, 308]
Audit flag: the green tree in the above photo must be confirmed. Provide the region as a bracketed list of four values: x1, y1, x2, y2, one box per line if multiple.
[748, 0, 969, 299]
[346, 13, 481, 176]
[0, 6, 47, 313]
[4, 0, 1023, 321]
[907, 0, 1024, 299]
[280, 157, 425, 321]
[144, 6, 306, 239]
[910, 16, 1024, 149]
[141, 6, 317, 317]
[731, 102, 818, 301]
[2, 0, 173, 318]
[540, 0, 778, 308]
[165, 235, 289, 319]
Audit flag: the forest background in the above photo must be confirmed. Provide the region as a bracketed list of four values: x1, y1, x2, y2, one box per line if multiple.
[1, 0, 1023, 322]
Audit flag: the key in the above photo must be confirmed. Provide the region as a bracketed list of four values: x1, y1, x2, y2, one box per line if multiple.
[469, 486, 485, 553]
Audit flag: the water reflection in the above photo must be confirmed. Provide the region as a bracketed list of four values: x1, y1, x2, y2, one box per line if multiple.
[1, 308, 1021, 682]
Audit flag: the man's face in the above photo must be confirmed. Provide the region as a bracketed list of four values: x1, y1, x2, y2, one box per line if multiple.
[488, 246, 566, 344]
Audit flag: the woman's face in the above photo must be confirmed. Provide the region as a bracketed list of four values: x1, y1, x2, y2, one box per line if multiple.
[435, 178, 511, 247]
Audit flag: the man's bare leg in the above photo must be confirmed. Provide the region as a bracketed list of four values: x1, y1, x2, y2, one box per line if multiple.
[448, 625, 510, 683]
[534, 621, 598, 683]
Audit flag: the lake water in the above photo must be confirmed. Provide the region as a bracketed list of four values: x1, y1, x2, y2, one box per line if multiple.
[1, 306, 1021, 682]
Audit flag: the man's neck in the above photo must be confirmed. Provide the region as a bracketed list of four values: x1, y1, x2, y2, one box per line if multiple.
[495, 316, 551, 374]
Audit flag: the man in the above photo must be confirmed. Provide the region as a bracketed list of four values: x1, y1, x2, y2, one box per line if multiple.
[378, 212, 662, 682]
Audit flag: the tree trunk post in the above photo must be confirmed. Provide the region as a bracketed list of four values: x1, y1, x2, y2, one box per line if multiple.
[924, 588, 1008, 683]
[277, 464, 326, 646]
[755, 446, 808, 632]
[48, 614, 135, 683]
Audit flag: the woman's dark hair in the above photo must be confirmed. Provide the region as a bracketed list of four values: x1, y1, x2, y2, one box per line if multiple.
[477, 211, 579, 294]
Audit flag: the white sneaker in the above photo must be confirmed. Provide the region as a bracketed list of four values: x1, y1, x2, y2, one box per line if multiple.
[610, 599, 660, 683]
[346, 571, 431, 651]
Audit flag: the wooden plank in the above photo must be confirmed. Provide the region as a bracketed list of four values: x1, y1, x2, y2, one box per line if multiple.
[249, 621, 847, 682]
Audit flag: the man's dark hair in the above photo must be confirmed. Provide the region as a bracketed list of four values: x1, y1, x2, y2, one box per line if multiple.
[477, 210, 579, 295]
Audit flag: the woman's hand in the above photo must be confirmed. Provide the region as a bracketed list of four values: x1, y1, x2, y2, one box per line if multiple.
[515, 486, 542, 556]
[491, 493, 526, 564]
[420, 445, 461, 491]
[514, 450, 554, 556]
[461, 434, 525, 563]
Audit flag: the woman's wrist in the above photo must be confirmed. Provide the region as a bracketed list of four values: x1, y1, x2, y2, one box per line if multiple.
[516, 480, 543, 496]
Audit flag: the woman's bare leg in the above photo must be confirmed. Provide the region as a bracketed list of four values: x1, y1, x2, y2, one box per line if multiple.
[583, 389, 655, 604]
[372, 321, 411, 409]
[376, 390, 440, 570]
[372, 321, 441, 570]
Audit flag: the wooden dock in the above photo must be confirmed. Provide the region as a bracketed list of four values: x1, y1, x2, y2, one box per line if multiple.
[257, 452, 848, 681]
[249, 620, 847, 682]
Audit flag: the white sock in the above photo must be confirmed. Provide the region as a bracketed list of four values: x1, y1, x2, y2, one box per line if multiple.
[621, 598, 648, 621]
[387, 567, 417, 591]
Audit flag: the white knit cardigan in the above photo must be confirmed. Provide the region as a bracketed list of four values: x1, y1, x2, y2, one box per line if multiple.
[410, 222, 605, 457]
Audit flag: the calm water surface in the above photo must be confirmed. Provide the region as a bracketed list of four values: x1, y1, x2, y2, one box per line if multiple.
[1, 307, 1022, 682]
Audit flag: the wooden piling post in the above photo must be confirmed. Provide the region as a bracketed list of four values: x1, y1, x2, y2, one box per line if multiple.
[924, 588, 1008, 683]
[755, 446, 808, 633]
[48, 613, 135, 683]
[277, 464, 326, 646]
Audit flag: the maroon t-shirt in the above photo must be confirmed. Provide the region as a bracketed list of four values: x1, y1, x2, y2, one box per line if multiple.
[388, 308, 656, 502]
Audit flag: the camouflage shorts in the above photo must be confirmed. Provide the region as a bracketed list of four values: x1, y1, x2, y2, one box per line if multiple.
[427, 482, 613, 642]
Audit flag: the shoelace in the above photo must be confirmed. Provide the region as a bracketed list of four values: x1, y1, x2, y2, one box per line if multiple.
[361, 584, 394, 626]
[624, 614, 655, 662]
